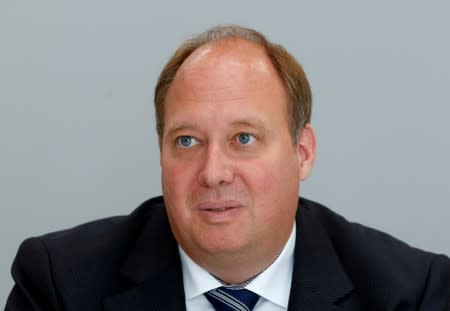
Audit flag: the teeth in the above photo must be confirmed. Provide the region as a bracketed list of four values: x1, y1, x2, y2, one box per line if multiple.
[207, 207, 228, 211]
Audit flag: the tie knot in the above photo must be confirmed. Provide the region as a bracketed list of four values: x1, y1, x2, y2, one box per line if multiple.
[205, 287, 259, 311]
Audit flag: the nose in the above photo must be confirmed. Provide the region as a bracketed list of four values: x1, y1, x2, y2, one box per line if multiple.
[198, 144, 234, 188]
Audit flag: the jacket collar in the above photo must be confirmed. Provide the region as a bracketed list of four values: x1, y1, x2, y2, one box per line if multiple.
[287, 198, 354, 310]
[103, 198, 187, 311]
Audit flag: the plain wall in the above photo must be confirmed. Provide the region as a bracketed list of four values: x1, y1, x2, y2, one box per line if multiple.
[1, 0, 449, 305]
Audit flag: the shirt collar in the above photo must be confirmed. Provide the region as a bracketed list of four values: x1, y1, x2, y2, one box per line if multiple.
[179, 223, 296, 308]
[179, 246, 222, 299]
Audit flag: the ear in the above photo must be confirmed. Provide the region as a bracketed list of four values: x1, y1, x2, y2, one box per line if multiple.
[296, 124, 317, 180]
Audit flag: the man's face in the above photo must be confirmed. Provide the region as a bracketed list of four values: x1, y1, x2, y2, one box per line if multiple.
[160, 40, 315, 276]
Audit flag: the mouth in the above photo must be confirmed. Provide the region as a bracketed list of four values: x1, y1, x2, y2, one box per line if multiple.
[197, 201, 241, 211]
[196, 201, 242, 223]
[204, 206, 237, 212]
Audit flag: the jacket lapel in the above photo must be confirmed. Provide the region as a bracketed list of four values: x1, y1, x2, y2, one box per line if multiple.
[103, 203, 187, 311]
[288, 199, 355, 310]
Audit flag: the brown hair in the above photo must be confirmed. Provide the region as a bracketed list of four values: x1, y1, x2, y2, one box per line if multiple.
[154, 25, 312, 142]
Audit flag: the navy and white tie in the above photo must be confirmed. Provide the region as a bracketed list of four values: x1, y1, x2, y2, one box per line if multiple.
[205, 287, 259, 311]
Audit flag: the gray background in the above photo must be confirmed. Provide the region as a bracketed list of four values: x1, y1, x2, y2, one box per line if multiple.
[1, 0, 449, 305]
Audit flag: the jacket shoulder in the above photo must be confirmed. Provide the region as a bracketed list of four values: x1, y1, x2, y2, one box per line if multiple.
[300, 197, 450, 308]
[7, 196, 167, 310]
[37, 196, 165, 256]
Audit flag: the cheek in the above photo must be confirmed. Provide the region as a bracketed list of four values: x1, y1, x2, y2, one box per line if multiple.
[161, 163, 196, 231]
[240, 160, 279, 202]
[246, 155, 298, 193]
[258, 165, 277, 194]
[242, 154, 300, 215]
[162, 152, 198, 180]
[161, 160, 195, 203]
[161, 158, 210, 228]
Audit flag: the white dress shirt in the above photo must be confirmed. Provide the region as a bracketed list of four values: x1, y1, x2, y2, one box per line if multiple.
[179, 223, 296, 311]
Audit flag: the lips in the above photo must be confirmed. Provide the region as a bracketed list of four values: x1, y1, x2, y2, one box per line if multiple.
[196, 200, 242, 223]
[197, 201, 241, 211]
[205, 207, 233, 211]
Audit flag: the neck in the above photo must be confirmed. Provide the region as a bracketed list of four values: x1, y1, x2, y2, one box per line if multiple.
[211, 271, 260, 288]
[205, 253, 276, 284]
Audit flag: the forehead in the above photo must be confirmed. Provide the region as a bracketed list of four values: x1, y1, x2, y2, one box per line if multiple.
[168, 39, 287, 105]
[163, 39, 290, 134]
[186, 39, 281, 85]
[179, 38, 275, 75]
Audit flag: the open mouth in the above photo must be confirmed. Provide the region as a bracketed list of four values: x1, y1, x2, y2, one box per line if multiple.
[197, 200, 241, 211]
[205, 206, 236, 212]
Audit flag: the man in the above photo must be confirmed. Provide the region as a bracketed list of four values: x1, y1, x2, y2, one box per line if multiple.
[5, 25, 450, 310]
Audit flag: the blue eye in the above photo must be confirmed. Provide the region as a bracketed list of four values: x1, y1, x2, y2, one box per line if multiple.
[237, 133, 256, 145]
[177, 136, 197, 148]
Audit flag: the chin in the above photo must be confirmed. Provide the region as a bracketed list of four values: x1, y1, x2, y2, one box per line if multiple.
[196, 233, 250, 257]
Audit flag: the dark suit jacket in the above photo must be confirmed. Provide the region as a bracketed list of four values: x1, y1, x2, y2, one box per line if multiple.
[5, 197, 450, 310]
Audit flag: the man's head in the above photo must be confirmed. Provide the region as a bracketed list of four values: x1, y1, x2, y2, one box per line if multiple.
[156, 25, 316, 283]
[155, 25, 312, 144]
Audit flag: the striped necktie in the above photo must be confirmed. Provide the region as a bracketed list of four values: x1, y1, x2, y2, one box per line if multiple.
[205, 287, 259, 311]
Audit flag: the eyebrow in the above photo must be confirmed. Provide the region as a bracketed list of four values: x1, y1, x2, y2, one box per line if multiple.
[229, 119, 267, 133]
[165, 119, 268, 139]
[165, 123, 199, 139]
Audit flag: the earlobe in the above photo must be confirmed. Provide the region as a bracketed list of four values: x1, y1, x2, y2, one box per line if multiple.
[297, 124, 317, 180]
